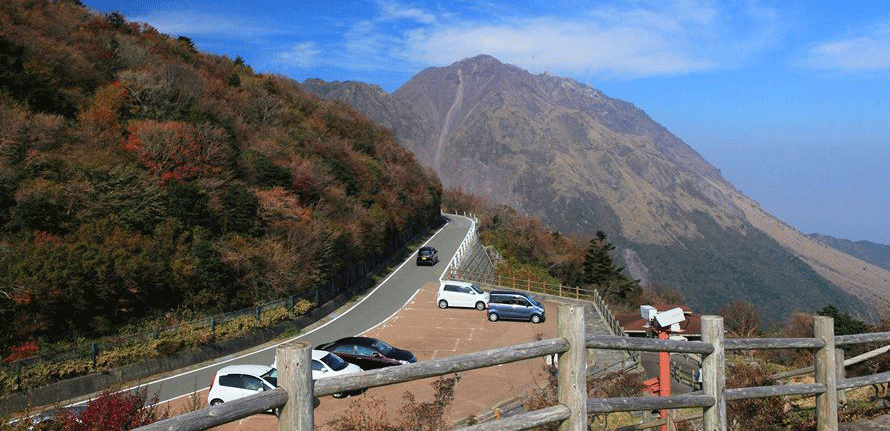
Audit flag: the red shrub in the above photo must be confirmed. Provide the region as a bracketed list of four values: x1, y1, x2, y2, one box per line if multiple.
[2, 341, 38, 363]
[68, 387, 167, 430]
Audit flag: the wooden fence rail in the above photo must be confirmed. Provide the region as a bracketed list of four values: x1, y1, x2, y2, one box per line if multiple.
[134, 306, 890, 431]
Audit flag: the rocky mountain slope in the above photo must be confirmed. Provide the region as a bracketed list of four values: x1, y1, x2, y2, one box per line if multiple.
[302, 55, 889, 323]
[808, 234, 890, 272]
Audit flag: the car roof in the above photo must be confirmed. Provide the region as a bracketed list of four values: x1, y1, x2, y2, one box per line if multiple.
[216, 364, 273, 376]
[490, 290, 525, 295]
[324, 336, 375, 347]
[271, 350, 341, 367]
[440, 280, 474, 286]
[312, 349, 336, 360]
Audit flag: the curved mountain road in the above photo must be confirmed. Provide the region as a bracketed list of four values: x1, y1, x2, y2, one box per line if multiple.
[106, 214, 474, 406]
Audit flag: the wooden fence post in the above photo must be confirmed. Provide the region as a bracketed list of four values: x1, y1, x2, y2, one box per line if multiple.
[814, 316, 838, 431]
[836, 348, 846, 404]
[557, 303, 587, 431]
[701, 315, 726, 431]
[277, 341, 313, 431]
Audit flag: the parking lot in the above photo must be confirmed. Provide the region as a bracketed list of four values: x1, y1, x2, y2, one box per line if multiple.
[176, 280, 557, 430]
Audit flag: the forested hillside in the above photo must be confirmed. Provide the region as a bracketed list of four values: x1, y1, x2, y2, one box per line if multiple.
[0, 0, 442, 357]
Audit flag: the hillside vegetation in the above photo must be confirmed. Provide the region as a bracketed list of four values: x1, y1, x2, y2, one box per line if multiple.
[0, 0, 442, 357]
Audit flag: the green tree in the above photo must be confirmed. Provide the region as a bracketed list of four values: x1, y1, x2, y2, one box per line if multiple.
[11, 194, 70, 234]
[818, 304, 869, 335]
[166, 182, 213, 230]
[582, 231, 640, 303]
[221, 184, 260, 235]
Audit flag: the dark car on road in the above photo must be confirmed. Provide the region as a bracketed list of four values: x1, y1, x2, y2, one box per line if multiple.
[416, 246, 439, 266]
[316, 337, 416, 370]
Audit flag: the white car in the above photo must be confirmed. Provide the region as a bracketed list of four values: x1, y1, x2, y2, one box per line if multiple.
[437, 280, 489, 310]
[207, 364, 278, 411]
[271, 350, 364, 398]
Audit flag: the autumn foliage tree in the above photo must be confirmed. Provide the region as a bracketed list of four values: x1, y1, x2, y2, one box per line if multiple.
[719, 300, 761, 338]
[123, 120, 231, 183]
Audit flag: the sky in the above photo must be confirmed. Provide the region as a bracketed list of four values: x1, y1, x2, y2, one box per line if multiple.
[83, 0, 890, 244]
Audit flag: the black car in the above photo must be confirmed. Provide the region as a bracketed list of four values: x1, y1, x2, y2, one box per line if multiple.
[316, 337, 416, 370]
[416, 246, 439, 266]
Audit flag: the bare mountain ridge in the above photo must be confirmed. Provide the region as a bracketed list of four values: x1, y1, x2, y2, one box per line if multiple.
[807, 234, 890, 272]
[302, 55, 889, 322]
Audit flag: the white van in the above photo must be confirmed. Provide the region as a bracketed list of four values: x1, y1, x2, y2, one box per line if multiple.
[436, 280, 489, 310]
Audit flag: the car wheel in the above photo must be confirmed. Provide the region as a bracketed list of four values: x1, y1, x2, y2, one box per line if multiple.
[332, 392, 346, 399]
[210, 399, 223, 406]
[273, 407, 281, 417]
[438, 300, 448, 309]
[488, 312, 498, 322]
[531, 314, 541, 324]
[475, 301, 486, 310]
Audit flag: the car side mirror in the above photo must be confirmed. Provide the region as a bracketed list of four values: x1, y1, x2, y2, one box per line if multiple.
[372, 351, 383, 358]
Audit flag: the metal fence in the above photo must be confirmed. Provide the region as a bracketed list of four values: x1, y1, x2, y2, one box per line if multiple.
[458, 240, 496, 277]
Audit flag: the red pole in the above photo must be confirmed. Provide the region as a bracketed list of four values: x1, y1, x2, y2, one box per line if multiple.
[658, 329, 671, 431]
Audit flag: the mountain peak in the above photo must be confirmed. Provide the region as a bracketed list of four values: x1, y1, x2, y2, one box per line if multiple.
[457, 54, 503, 66]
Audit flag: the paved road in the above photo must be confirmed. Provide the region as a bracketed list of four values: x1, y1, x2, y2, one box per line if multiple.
[107, 214, 474, 406]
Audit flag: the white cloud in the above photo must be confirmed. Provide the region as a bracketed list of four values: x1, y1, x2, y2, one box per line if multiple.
[404, 18, 716, 77]
[799, 21, 890, 72]
[131, 11, 280, 39]
[262, 0, 781, 78]
[278, 42, 324, 67]
[377, 0, 437, 24]
[364, 0, 780, 78]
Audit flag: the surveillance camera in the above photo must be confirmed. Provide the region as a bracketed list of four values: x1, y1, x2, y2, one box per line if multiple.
[654, 307, 685, 328]
[640, 305, 657, 321]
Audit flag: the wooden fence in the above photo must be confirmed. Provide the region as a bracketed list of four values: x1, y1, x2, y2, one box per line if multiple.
[134, 303, 890, 431]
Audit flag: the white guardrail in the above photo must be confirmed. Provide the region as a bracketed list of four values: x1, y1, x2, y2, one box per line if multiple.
[445, 212, 479, 272]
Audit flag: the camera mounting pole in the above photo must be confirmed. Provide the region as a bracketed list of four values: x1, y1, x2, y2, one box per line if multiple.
[640, 305, 686, 431]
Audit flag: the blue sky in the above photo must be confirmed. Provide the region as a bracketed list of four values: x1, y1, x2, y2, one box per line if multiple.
[83, 0, 890, 244]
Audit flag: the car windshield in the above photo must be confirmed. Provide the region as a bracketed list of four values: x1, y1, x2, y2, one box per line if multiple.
[370, 339, 393, 355]
[470, 284, 483, 294]
[320, 352, 348, 371]
[261, 369, 278, 387]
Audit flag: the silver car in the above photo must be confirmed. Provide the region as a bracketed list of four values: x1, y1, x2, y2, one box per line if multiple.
[487, 291, 546, 323]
